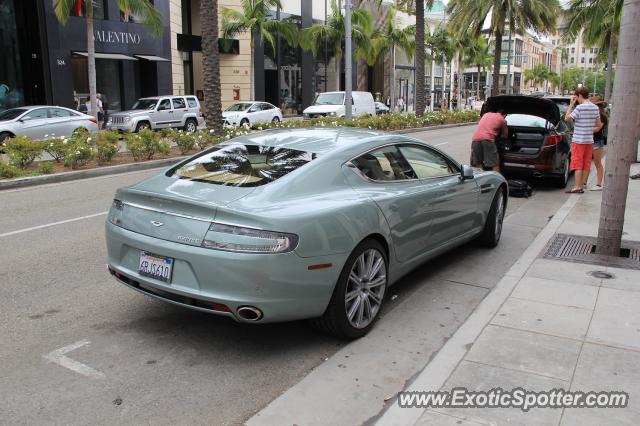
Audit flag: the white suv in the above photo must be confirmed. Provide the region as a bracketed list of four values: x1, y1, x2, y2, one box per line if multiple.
[106, 96, 204, 133]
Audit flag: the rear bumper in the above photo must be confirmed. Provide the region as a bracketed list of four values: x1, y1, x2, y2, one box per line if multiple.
[105, 222, 344, 323]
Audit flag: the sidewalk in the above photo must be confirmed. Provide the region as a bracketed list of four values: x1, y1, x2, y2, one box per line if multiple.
[378, 165, 640, 425]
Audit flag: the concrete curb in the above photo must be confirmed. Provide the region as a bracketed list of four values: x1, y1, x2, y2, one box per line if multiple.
[0, 121, 477, 191]
[0, 156, 187, 191]
[375, 193, 582, 426]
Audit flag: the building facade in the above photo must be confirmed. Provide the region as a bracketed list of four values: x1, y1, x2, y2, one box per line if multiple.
[1, 0, 173, 114]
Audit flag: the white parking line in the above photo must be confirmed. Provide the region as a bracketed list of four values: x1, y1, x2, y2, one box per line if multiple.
[44, 340, 105, 379]
[0, 212, 108, 238]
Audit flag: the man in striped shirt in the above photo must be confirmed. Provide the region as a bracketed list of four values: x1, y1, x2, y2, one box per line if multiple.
[564, 86, 602, 193]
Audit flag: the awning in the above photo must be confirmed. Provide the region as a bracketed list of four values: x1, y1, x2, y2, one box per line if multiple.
[134, 54, 170, 62]
[73, 51, 138, 60]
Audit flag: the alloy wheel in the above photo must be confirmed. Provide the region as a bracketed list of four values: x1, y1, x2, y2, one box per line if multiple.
[185, 120, 197, 133]
[344, 249, 386, 329]
[495, 191, 505, 241]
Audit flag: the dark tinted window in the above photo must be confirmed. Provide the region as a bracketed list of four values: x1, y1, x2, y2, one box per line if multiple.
[352, 146, 416, 181]
[398, 145, 457, 178]
[0, 108, 28, 121]
[187, 97, 198, 108]
[157, 99, 171, 111]
[132, 99, 158, 110]
[172, 98, 186, 109]
[260, 103, 274, 111]
[24, 108, 48, 119]
[169, 143, 314, 187]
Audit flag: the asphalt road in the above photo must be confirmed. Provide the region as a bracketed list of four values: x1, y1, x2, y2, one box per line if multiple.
[0, 125, 572, 425]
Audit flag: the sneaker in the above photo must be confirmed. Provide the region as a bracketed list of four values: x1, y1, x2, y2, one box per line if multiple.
[590, 184, 603, 191]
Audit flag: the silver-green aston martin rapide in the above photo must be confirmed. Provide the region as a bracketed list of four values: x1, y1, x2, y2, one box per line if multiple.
[105, 127, 507, 339]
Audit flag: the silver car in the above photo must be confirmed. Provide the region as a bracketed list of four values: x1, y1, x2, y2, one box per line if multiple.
[0, 106, 99, 142]
[106, 96, 205, 133]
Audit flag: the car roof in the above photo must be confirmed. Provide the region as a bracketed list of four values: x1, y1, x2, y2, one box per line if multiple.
[222, 127, 398, 155]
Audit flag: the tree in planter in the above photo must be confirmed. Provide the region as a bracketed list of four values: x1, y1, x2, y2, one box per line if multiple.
[447, 0, 559, 96]
[201, 0, 223, 134]
[300, 0, 372, 91]
[54, 0, 162, 119]
[221, 0, 298, 102]
[596, 0, 640, 256]
[564, 0, 623, 102]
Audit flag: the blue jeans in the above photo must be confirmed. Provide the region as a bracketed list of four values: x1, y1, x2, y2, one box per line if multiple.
[594, 138, 605, 149]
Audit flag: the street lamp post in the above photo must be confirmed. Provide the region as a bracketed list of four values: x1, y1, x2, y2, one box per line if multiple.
[505, 9, 512, 95]
[344, 0, 353, 119]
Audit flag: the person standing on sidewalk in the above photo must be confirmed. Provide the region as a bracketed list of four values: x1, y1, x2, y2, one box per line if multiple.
[589, 96, 608, 191]
[564, 86, 602, 193]
[470, 109, 508, 172]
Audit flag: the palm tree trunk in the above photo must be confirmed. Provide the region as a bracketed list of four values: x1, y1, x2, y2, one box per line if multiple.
[86, 9, 97, 118]
[456, 52, 462, 110]
[441, 55, 446, 109]
[596, 0, 640, 256]
[430, 58, 435, 111]
[415, 0, 425, 116]
[336, 48, 342, 90]
[604, 31, 616, 103]
[390, 43, 396, 111]
[201, 0, 223, 134]
[250, 36, 255, 101]
[492, 29, 503, 96]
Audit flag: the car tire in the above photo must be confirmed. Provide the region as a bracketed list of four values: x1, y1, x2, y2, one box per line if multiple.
[478, 187, 506, 248]
[240, 118, 250, 128]
[554, 157, 571, 188]
[135, 122, 151, 132]
[311, 239, 388, 340]
[184, 118, 197, 133]
[0, 132, 13, 143]
[271, 116, 280, 123]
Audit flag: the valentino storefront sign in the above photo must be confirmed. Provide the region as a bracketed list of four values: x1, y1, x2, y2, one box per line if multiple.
[94, 30, 141, 45]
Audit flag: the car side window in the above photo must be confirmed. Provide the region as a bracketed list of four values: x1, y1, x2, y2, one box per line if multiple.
[248, 104, 259, 112]
[157, 99, 171, 111]
[397, 145, 457, 178]
[351, 145, 417, 181]
[187, 97, 198, 108]
[172, 97, 186, 109]
[49, 108, 72, 118]
[260, 103, 272, 111]
[25, 108, 48, 120]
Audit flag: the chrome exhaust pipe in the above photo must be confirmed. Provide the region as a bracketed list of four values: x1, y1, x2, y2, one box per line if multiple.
[237, 306, 263, 321]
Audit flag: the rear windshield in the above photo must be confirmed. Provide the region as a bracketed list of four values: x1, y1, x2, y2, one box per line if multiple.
[551, 99, 570, 114]
[169, 143, 314, 187]
[506, 114, 548, 128]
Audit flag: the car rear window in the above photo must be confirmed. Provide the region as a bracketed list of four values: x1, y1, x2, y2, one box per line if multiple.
[187, 97, 198, 108]
[169, 143, 314, 187]
[506, 114, 548, 128]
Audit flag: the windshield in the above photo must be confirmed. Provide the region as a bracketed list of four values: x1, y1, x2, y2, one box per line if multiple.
[131, 99, 158, 110]
[313, 93, 344, 106]
[226, 103, 253, 112]
[506, 114, 548, 128]
[0, 108, 28, 121]
[169, 143, 314, 187]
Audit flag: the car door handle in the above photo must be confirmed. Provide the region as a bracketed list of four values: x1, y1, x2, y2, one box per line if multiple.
[168, 111, 174, 113]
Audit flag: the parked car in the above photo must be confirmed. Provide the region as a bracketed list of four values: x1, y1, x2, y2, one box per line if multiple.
[222, 102, 282, 127]
[0, 106, 98, 142]
[303, 91, 376, 118]
[482, 95, 572, 188]
[106, 96, 204, 133]
[375, 102, 391, 115]
[105, 127, 507, 339]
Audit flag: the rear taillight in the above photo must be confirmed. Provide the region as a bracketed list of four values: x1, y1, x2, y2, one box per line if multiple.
[89, 118, 98, 124]
[544, 135, 562, 147]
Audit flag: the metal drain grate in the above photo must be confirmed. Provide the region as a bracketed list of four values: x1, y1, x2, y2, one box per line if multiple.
[542, 233, 640, 270]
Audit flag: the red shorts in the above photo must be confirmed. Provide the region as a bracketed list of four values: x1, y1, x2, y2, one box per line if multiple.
[570, 143, 593, 171]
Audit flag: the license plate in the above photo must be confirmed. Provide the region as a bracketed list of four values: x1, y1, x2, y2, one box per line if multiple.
[138, 252, 174, 283]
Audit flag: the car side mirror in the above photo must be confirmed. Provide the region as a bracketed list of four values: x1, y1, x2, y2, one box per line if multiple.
[461, 165, 474, 180]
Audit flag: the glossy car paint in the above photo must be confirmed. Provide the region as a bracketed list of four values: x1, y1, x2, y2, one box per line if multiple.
[105, 128, 506, 323]
[0, 106, 98, 140]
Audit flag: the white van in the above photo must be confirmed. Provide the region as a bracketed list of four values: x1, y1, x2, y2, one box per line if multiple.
[303, 91, 376, 118]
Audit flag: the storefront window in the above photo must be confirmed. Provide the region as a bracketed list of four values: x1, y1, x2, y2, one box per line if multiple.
[71, 56, 122, 114]
[0, 0, 24, 109]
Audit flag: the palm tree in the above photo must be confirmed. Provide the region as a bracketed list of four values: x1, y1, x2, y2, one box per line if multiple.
[564, 0, 623, 102]
[200, 0, 222, 134]
[221, 0, 298, 101]
[300, 0, 372, 91]
[54, 0, 162, 118]
[451, 30, 473, 110]
[524, 63, 550, 90]
[463, 34, 493, 100]
[367, 8, 415, 111]
[596, 0, 640, 256]
[429, 26, 455, 109]
[447, 0, 560, 96]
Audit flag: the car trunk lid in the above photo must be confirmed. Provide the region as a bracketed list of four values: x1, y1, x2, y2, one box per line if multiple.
[482, 95, 561, 125]
[115, 174, 255, 246]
